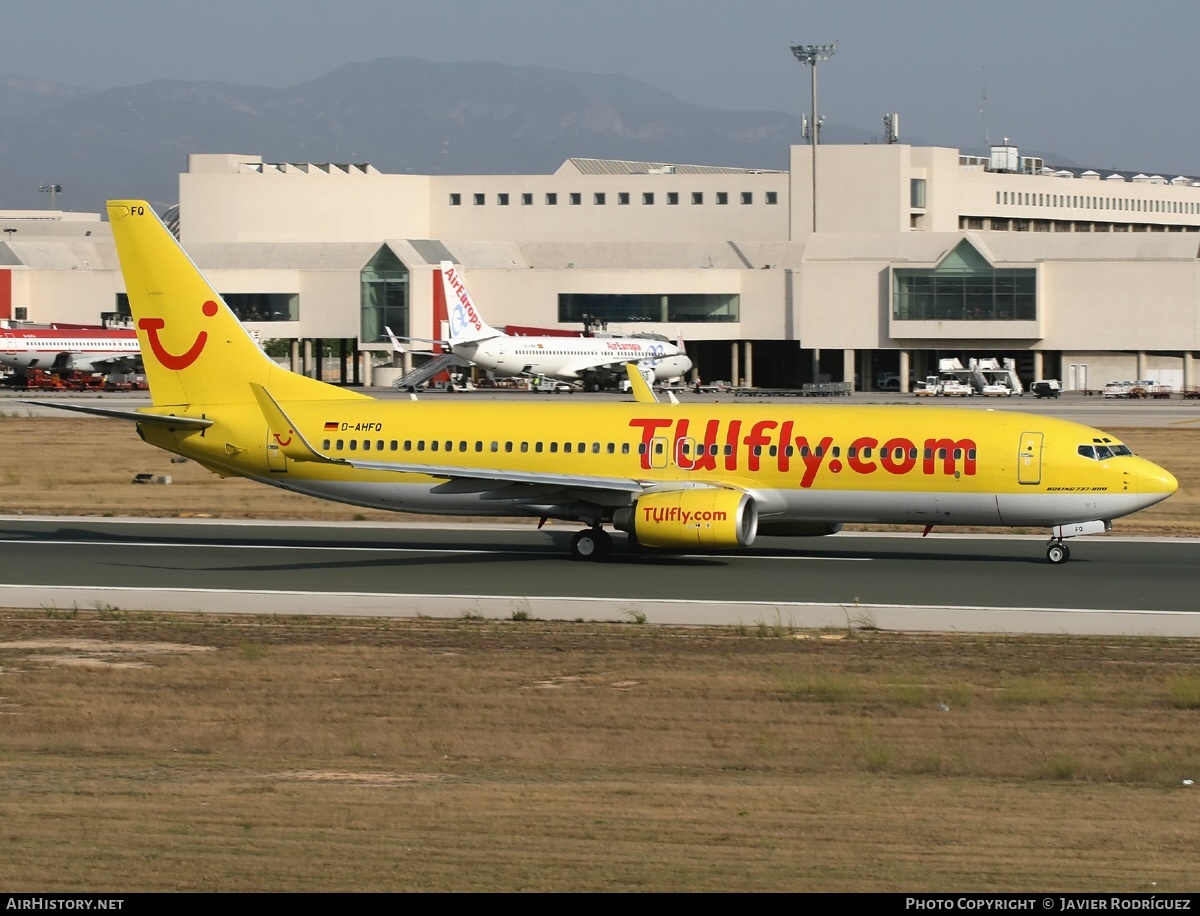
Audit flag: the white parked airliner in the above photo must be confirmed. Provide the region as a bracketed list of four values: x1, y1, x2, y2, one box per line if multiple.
[402, 262, 692, 390]
[0, 326, 140, 372]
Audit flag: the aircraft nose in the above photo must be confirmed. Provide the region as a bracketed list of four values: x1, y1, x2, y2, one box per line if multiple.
[1136, 459, 1178, 509]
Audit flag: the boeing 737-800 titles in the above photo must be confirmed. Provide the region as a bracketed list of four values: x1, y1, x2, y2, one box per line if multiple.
[405, 261, 692, 389]
[47, 201, 1177, 564]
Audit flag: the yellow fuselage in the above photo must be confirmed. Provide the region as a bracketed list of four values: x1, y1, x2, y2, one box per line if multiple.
[141, 398, 1175, 529]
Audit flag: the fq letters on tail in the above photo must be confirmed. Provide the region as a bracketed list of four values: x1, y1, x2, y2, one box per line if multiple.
[51, 201, 1178, 564]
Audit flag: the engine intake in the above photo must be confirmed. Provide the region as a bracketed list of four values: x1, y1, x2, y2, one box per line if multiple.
[614, 488, 757, 550]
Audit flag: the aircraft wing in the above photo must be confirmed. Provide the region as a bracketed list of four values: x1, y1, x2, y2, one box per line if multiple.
[559, 356, 660, 379]
[384, 331, 448, 347]
[81, 354, 142, 368]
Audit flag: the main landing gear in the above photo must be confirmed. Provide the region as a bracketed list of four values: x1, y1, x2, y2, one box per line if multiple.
[571, 526, 612, 560]
[1046, 539, 1071, 565]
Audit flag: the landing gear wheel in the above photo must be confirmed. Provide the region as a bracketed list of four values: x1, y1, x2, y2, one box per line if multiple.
[1046, 542, 1071, 565]
[585, 379, 602, 393]
[571, 527, 612, 560]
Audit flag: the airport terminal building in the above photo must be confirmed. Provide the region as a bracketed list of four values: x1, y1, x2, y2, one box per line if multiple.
[4, 141, 1200, 391]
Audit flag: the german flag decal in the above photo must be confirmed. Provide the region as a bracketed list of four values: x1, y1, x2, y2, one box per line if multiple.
[324, 421, 339, 431]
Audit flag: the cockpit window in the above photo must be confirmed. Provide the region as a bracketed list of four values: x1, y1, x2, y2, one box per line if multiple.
[1078, 444, 1133, 460]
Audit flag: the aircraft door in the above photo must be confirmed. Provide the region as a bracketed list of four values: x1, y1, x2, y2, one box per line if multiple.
[266, 431, 289, 473]
[2, 333, 14, 354]
[674, 436, 697, 470]
[1017, 431, 1043, 485]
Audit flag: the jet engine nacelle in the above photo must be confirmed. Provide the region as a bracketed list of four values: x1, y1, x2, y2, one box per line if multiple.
[613, 488, 758, 550]
[757, 520, 843, 537]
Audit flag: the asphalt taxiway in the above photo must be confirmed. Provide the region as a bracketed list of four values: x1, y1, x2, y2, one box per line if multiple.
[1, 517, 1197, 636]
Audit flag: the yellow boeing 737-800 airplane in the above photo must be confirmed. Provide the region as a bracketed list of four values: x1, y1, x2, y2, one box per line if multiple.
[54, 201, 1177, 564]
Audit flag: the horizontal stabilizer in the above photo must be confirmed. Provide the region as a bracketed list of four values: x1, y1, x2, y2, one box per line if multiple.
[21, 400, 212, 429]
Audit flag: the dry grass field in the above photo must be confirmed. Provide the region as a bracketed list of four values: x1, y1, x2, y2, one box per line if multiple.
[1, 413, 1199, 891]
[1, 612, 1199, 892]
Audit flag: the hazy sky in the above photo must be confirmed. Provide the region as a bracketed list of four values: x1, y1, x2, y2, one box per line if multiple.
[5, 0, 1200, 174]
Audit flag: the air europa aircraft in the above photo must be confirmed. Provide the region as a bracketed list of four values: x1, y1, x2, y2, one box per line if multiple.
[407, 261, 692, 390]
[58, 200, 1177, 564]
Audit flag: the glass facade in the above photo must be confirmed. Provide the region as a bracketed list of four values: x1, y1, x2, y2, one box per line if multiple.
[559, 293, 739, 324]
[223, 293, 298, 322]
[360, 245, 409, 343]
[893, 240, 1036, 321]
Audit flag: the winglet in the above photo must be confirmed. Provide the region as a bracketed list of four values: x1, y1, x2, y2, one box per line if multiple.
[250, 383, 343, 464]
[625, 362, 659, 404]
[384, 326, 405, 354]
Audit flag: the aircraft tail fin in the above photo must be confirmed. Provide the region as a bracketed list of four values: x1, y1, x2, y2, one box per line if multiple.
[440, 261, 503, 345]
[106, 200, 365, 407]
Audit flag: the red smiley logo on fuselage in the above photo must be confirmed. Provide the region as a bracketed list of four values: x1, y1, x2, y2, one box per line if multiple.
[273, 432, 294, 448]
[138, 300, 219, 370]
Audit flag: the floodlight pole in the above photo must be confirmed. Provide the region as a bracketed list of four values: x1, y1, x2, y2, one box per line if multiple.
[39, 184, 63, 211]
[790, 42, 836, 232]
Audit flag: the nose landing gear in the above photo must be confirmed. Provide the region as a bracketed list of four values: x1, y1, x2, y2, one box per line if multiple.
[1046, 539, 1071, 565]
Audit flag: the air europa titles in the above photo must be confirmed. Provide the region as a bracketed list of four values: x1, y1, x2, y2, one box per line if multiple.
[444, 266, 483, 334]
[629, 417, 977, 488]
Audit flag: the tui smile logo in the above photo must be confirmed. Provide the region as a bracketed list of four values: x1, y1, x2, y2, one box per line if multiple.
[138, 300, 219, 370]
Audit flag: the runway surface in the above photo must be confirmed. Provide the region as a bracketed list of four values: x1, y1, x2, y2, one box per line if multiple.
[1, 517, 1197, 636]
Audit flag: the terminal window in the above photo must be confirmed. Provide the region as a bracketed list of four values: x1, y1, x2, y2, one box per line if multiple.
[449, 193, 461, 206]
[559, 292, 739, 324]
[222, 293, 299, 322]
[360, 246, 409, 343]
[892, 240, 1035, 321]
